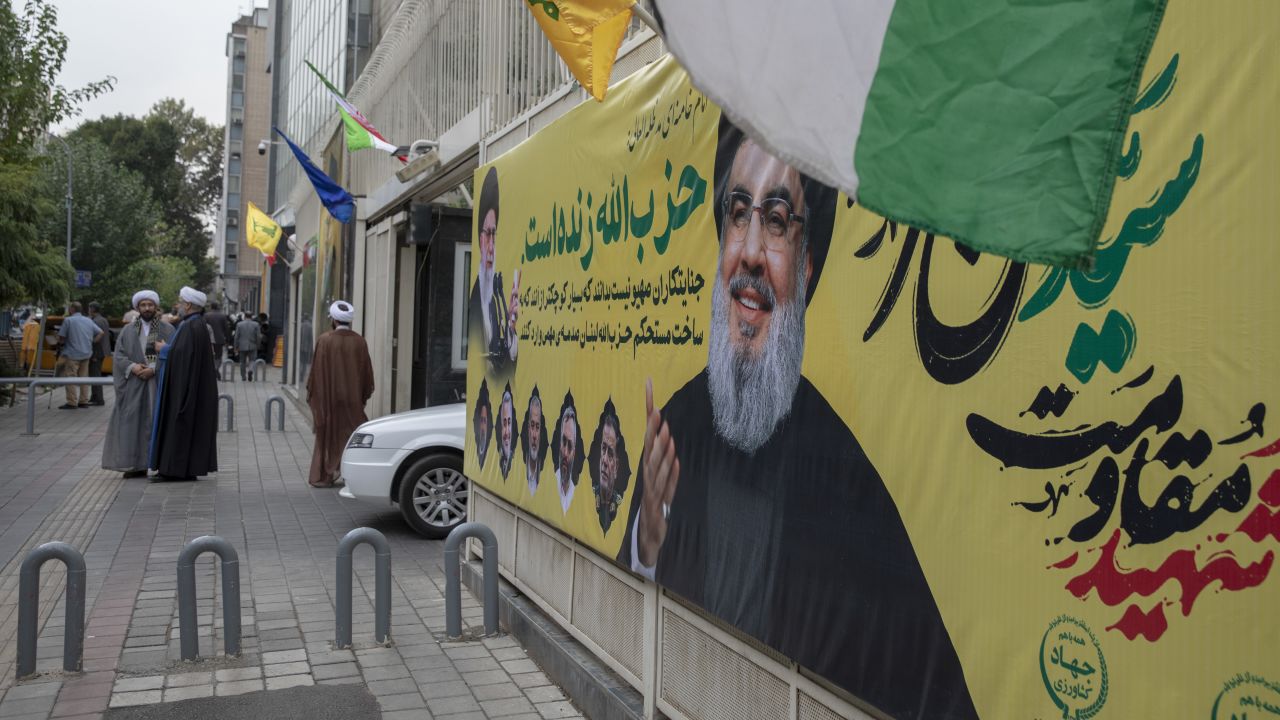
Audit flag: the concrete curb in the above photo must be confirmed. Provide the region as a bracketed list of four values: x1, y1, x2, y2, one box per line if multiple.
[460, 559, 649, 720]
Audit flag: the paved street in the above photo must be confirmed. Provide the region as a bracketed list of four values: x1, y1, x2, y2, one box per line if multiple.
[0, 374, 582, 720]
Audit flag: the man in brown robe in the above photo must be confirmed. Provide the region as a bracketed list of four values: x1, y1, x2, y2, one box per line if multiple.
[307, 300, 374, 487]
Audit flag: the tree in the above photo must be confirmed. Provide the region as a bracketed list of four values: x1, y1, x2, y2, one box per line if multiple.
[0, 161, 70, 305]
[0, 0, 113, 306]
[38, 136, 177, 314]
[112, 257, 196, 316]
[0, 0, 113, 164]
[72, 99, 223, 289]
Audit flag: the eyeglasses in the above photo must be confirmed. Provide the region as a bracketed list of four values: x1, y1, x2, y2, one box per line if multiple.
[722, 191, 805, 249]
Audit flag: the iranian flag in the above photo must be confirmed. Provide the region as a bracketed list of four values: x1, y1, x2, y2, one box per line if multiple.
[305, 60, 403, 159]
[654, 0, 1168, 268]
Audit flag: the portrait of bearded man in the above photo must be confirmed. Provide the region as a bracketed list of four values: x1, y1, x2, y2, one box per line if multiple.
[497, 383, 517, 480]
[588, 398, 630, 532]
[616, 119, 978, 720]
[550, 390, 585, 515]
[520, 386, 548, 496]
[473, 379, 493, 469]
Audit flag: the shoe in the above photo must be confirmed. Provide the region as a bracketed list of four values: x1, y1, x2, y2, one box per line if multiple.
[58, 403, 78, 410]
[78, 403, 90, 408]
[90, 400, 105, 406]
[122, 470, 147, 478]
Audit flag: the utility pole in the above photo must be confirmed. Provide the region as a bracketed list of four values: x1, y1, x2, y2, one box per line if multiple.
[47, 134, 73, 265]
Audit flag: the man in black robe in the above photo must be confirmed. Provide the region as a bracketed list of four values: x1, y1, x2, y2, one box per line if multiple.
[149, 286, 218, 481]
[617, 122, 977, 720]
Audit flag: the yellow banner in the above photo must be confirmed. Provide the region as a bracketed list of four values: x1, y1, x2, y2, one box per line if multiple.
[466, 5, 1280, 717]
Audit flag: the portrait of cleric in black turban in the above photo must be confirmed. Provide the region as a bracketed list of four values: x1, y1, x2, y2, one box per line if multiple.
[497, 382, 517, 481]
[520, 385, 548, 496]
[588, 398, 631, 532]
[616, 118, 977, 719]
[550, 390, 586, 515]
[473, 379, 493, 469]
[469, 166, 520, 377]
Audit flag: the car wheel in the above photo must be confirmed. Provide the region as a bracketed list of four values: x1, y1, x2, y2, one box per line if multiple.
[398, 453, 468, 539]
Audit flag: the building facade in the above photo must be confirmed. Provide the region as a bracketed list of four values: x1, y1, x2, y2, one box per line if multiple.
[265, 3, 865, 718]
[214, 8, 272, 315]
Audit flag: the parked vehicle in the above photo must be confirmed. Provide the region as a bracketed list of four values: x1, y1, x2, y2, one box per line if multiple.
[339, 403, 468, 538]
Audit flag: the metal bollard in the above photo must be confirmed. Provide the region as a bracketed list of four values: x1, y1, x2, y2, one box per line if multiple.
[444, 523, 499, 639]
[177, 536, 241, 661]
[334, 528, 392, 649]
[16, 542, 86, 678]
[218, 394, 234, 432]
[264, 396, 285, 431]
[252, 359, 266, 381]
[219, 359, 235, 382]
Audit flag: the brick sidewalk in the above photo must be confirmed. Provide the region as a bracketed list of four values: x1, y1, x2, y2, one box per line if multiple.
[0, 375, 582, 720]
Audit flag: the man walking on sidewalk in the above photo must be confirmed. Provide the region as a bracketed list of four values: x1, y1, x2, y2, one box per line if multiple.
[87, 301, 111, 406]
[234, 312, 260, 381]
[306, 300, 373, 488]
[150, 287, 218, 481]
[103, 290, 174, 477]
[205, 301, 229, 362]
[56, 302, 103, 409]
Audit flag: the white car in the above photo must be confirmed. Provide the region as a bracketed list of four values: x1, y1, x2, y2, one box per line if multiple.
[339, 403, 469, 538]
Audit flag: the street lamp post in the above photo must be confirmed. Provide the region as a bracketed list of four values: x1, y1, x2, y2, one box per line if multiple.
[47, 135, 73, 265]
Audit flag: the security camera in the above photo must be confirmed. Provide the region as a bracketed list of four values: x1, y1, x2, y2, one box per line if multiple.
[257, 140, 267, 155]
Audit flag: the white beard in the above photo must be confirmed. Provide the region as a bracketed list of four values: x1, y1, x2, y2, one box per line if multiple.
[479, 263, 495, 342]
[707, 249, 807, 454]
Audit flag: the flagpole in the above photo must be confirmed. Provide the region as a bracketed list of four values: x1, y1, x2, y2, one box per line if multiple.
[632, 1, 660, 36]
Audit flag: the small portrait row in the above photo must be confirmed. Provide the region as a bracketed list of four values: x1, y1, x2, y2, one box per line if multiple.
[472, 379, 631, 532]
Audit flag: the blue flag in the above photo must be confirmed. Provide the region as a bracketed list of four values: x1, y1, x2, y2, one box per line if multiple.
[274, 126, 355, 224]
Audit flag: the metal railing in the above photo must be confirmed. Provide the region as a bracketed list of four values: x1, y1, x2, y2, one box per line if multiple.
[334, 528, 392, 648]
[0, 377, 114, 435]
[218, 394, 235, 432]
[444, 522, 499, 639]
[177, 536, 242, 661]
[16, 542, 86, 678]
[264, 396, 285, 431]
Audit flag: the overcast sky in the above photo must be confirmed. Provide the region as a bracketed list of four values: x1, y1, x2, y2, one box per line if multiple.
[47, 0, 269, 132]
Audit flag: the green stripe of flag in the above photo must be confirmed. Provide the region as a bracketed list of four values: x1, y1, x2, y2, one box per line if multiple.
[854, 0, 1167, 268]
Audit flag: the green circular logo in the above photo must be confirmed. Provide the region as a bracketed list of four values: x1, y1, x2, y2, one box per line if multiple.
[1040, 615, 1108, 719]
[1212, 673, 1280, 719]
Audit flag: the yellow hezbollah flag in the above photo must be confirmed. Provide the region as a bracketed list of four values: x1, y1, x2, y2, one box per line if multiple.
[526, 0, 634, 101]
[245, 202, 283, 259]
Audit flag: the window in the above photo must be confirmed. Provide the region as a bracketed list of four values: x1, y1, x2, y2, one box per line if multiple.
[233, 56, 245, 74]
[232, 74, 244, 91]
[227, 176, 240, 194]
[451, 243, 471, 370]
[227, 208, 239, 226]
[225, 256, 238, 274]
[226, 224, 238, 240]
[227, 192, 240, 212]
[228, 157, 241, 175]
[229, 123, 243, 141]
[231, 91, 244, 108]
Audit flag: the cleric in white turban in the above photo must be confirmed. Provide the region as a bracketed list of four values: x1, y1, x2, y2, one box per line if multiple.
[306, 299, 373, 487]
[149, 285, 218, 481]
[179, 286, 207, 308]
[132, 290, 160, 309]
[329, 300, 355, 325]
[103, 289, 175, 477]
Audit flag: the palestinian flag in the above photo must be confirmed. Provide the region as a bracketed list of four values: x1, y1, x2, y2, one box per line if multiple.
[654, 0, 1168, 268]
